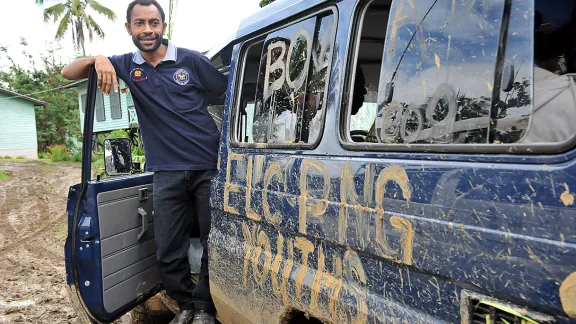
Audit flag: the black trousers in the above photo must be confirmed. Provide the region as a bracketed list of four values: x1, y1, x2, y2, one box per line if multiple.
[152, 170, 217, 312]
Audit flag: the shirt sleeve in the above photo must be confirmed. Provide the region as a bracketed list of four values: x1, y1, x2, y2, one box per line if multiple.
[108, 54, 129, 83]
[193, 53, 228, 98]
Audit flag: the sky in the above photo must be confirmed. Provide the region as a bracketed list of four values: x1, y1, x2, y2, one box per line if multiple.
[1, 0, 263, 68]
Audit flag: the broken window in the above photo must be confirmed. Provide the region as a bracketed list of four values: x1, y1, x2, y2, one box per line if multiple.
[344, 0, 576, 149]
[234, 11, 335, 146]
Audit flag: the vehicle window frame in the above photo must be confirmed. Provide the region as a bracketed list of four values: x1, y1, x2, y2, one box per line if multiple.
[229, 6, 338, 150]
[339, 0, 576, 155]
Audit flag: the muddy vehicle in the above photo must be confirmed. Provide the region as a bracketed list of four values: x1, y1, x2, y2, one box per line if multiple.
[64, 0, 576, 323]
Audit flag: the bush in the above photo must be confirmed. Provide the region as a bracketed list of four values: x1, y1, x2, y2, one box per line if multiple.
[108, 129, 129, 139]
[2, 156, 12, 159]
[16, 156, 26, 160]
[71, 152, 82, 162]
[48, 145, 70, 162]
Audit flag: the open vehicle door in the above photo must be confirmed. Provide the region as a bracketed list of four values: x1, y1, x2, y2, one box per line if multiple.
[64, 66, 162, 323]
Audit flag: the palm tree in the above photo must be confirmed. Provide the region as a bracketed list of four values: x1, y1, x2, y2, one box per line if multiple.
[35, 0, 116, 56]
[167, 0, 178, 40]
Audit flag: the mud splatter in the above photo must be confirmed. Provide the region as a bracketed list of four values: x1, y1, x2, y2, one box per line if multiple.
[560, 272, 576, 319]
[560, 184, 574, 206]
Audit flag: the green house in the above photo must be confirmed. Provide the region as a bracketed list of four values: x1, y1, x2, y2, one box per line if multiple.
[66, 78, 223, 136]
[0, 88, 47, 159]
[65, 79, 139, 135]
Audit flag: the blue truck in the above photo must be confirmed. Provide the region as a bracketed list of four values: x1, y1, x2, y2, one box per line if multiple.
[64, 0, 576, 323]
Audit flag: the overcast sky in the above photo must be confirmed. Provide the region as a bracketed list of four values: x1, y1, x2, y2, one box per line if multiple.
[1, 0, 262, 68]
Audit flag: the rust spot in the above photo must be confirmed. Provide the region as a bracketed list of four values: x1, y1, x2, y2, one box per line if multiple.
[560, 184, 574, 206]
[560, 272, 576, 319]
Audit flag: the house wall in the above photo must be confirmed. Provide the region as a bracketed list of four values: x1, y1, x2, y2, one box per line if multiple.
[0, 93, 38, 159]
[78, 80, 132, 134]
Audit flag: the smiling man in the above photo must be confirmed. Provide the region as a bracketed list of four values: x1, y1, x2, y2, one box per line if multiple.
[61, 1, 228, 323]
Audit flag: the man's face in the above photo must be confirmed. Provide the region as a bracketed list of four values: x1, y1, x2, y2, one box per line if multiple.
[125, 4, 166, 53]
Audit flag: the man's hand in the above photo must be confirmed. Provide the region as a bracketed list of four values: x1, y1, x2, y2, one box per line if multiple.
[95, 56, 118, 95]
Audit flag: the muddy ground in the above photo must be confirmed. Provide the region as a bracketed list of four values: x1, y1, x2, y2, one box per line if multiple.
[0, 160, 173, 324]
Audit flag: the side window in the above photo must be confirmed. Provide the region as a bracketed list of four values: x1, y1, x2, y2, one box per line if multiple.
[234, 11, 335, 147]
[81, 93, 87, 114]
[95, 91, 106, 122]
[110, 90, 122, 120]
[345, 0, 576, 149]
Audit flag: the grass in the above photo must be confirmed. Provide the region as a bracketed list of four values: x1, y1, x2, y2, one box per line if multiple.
[0, 171, 8, 180]
[34, 164, 57, 173]
[0, 158, 52, 163]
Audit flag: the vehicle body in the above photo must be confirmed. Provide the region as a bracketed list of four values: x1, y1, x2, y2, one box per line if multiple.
[65, 0, 576, 323]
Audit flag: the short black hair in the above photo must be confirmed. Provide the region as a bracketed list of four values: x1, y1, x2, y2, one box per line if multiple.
[127, 0, 165, 24]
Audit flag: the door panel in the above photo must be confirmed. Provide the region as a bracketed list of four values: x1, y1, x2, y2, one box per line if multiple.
[97, 181, 161, 315]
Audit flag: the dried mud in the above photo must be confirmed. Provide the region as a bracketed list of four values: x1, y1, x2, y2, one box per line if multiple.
[0, 161, 173, 324]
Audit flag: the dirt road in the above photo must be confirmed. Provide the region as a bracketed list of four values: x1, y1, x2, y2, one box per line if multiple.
[0, 161, 174, 323]
[0, 160, 82, 323]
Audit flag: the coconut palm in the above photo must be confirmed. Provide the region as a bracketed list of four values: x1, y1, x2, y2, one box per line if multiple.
[167, 0, 178, 40]
[35, 0, 116, 56]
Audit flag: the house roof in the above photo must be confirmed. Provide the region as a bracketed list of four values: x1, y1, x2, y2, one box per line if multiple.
[0, 88, 47, 106]
[60, 78, 88, 89]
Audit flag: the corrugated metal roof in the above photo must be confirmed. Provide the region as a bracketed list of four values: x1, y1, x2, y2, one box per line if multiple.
[0, 88, 48, 106]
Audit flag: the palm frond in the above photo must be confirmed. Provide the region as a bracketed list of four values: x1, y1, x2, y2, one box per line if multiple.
[55, 10, 72, 39]
[43, 3, 67, 23]
[86, 15, 105, 39]
[84, 15, 93, 42]
[87, 0, 116, 21]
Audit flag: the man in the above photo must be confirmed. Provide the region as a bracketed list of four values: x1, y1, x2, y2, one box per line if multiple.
[61, 1, 227, 323]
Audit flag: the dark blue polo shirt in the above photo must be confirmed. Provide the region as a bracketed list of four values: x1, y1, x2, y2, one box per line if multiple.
[108, 40, 227, 172]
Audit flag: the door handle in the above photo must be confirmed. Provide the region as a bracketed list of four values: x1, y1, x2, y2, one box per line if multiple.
[137, 207, 148, 241]
[139, 188, 149, 201]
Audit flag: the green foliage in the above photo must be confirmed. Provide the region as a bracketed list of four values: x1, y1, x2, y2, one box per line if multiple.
[16, 156, 26, 160]
[259, 0, 276, 7]
[2, 156, 12, 159]
[35, 0, 117, 56]
[108, 129, 129, 138]
[0, 171, 8, 180]
[48, 145, 69, 162]
[0, 41, 81, 153]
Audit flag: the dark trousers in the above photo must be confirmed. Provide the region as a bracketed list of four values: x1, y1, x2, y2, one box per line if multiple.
[152, 170, 217, 312]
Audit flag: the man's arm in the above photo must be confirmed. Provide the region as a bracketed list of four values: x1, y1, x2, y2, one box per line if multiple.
[62, 56, 119, 94]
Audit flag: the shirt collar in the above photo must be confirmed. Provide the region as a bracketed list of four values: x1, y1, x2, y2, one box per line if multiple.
[132, 39, 177, 65]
